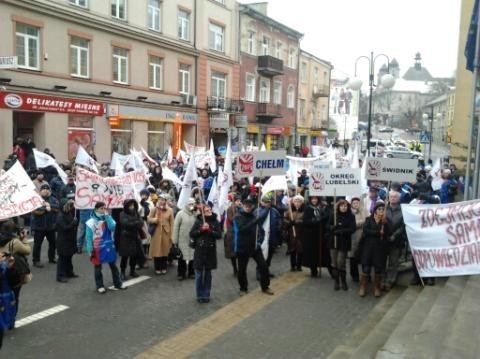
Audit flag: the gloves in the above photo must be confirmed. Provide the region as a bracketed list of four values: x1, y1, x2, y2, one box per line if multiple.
[200, 223, 211, 233]
[388, 235, 396, 242]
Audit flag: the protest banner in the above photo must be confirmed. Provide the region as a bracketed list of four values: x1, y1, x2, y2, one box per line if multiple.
[236, 150, 286, 177]
[0, 161, 44, 220]
[75, 167, 146, 209]
[309, 168, 361, 196]
[402, 199, 480, 277]
[364, 157, 417, 182]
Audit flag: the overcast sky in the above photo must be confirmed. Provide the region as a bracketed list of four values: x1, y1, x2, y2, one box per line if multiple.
[240, 0, 462, 80]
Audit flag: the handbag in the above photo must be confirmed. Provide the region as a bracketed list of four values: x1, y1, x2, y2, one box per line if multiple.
[148, 223, 157, 236]
[9, 241, 31, 287]
[169, 245, 183, 260]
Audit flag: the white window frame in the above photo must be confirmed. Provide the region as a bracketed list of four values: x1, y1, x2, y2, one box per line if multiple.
[300, 62, 307, 83]
[299, 99, 306, 120]
[16, 23, 40, 70]
[149, 56, 163, 90]
[179, 64, 190, 95]
[113, 47, 128, 84]
[275, 42, 282, 59]
[209, 23, 224, 52]
[259, 77, 270, 103]
[246, 73, 256, 102]
[111, 0, 127, 20]
[211, 72, 227, 100]
[287, 85, 295, 108]
[261, 36, 270, 56]
[147, 0, 161, 31]
[69, 0, 88, 8]
[314, 67, 319, 86]
[177, 9, 190, 41]
[288, 48, 296, 69]
[70, 37, 89, 78]
[273, 80, 282, 105]
[247, 31, 256, 55]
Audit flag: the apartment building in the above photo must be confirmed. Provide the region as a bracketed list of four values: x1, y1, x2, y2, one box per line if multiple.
[238, 3, 303, 151]
[297, 50, 332, 149]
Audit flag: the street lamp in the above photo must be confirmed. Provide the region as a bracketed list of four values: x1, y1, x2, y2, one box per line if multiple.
[348, 52, 395, 156]
[422, 112, 442, 163]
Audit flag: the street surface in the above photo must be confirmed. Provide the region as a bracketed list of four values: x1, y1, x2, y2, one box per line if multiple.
[3, 240, 378, 359]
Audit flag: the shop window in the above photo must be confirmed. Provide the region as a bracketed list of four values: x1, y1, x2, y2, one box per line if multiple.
[111, 119, 132, 154]
[247, 133, 258, 147]
[68, 115, 94, 160]
[147, 121, 166, 158]
[270, 135, 279, 150]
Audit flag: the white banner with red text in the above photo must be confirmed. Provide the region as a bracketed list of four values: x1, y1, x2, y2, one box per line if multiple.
[402, 199, 480, 277]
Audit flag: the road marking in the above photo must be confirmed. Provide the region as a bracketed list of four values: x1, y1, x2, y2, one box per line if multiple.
[15, 305, 69, 328]
[108, 275, 150, 290]
[134, 271, 308, 359]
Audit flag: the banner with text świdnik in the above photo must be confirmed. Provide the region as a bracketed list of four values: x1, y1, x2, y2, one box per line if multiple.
[402, 199, 480, 277]
[364, 157, 417, 182]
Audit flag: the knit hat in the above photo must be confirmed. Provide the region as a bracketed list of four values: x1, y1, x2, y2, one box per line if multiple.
[373, 201, 385, 212]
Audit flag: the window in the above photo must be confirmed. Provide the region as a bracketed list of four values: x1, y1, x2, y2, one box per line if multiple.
[69, 0, 88, 7]
[112, 47, 128, 84]
[16, 23, 40, 70]
[209, 23, 224, 52]
[211, 72, 226, 100]
[111, 0, 127, 20]
[288, 48, 296, 69]
[149, 56, 163, 90]
[179, 64, 190, 95]
[247, 31, 255, 55]
[314, 67, 319, 85]
[261, 36, 270, 56]
[246, 74, 255, 102]
[259, 78, 270, 103]
[213, 0, 225, 3]
[178, 10, 190, 40]
[148, 0, 161, 31]
[273, 81, 282, 105]
[111, 119, 132, 155]
[275, 42, 282, 59]
[299, 99, 306, 120]
[300, 62, 307, 83]
[148, 121, 166, 157]
[68, 115, 94, 160]
[287, 86, 295, 108]
[70, 37, 89, 78]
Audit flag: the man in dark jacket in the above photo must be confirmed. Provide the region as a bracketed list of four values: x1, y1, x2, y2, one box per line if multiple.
[233, 198, 273, 296]
[31, 184, 60, 267]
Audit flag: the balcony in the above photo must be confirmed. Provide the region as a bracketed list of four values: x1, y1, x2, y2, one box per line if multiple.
[256, 102, 282, 119]
[257, 55, 283, 77]
[207, 97, 244, 113]
[312, 85, 330, 98]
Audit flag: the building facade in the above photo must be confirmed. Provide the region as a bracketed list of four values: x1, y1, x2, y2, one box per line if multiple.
[298, 50, 332, 149]
[238, 3, 302, 152]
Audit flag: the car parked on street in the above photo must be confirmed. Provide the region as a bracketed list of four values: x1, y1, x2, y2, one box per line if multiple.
[379, 126, 394, 133]
[384, 145, 423, 159]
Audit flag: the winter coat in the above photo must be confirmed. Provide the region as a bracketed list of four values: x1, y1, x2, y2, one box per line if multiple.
[440, 178, 457, 204]
[61, 183, 76, 200]
[31, 195, 60, 232]
[284, 207, 303, 253]
[49, 176, 65, 201]
[359, 216, 391, 271]
[255, 206, 282, 248]
[350, 207, 367, 257]
[118, 206, 143, 257]
[328, 209, 356, 252]
[301, 204, 330, 268]
[385, 205, 406, 249]
[233, 208, 266, 255]
[0, 263, 16, 331]
[190, 214, 222, 270]
[55, 211, 78, 256]
[224, 205, 240, 259]
[147, 207, 174, 258]
[172, 208, 196, 261]
[85, 212, 117, 265]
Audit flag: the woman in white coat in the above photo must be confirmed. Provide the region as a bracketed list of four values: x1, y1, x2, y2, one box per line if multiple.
[172, 198, 197, 280]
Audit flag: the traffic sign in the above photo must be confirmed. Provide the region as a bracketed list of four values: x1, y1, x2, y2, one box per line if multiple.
[419, 131, 431, 144]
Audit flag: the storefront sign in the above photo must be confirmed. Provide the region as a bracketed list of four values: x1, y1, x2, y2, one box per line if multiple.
[235, 115, 248, 128]
[247, 124, 259, 133]
[364, 157, 417, 182]
[0, 162, 43, 220]
[402, 199, 480, 277]
[0, 56, 17, 69]
[75, 167, 146, 209]
[297, 128, 309, 134]
[209, 113, 229, 129]
[0, 92, 105, 116]
[267, 127, 284, 135]
[119, 105, 197, 122]
[236, 150, 287, 177]
[309, 168, 361, 196]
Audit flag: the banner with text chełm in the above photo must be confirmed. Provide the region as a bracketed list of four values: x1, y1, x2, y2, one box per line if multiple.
[309, 168, 361, 197]
[402, 199, 480, 277]
[236, 150, 286, 177]
[364, 157, 418, 182]
[75, 167, 146, 209]
[0, 161, 44, 220]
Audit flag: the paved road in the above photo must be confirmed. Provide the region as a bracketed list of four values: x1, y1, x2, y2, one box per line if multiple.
[3, 240, 380, 359]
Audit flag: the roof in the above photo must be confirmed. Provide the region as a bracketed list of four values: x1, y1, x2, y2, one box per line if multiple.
[425, 94, 448, 106]
[389, 78, 432, 94]
[300, 49, 333, 69]
[402, 66, 433, 81]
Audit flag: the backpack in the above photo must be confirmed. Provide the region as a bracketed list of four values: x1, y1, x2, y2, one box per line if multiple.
[8, 241, 31, 287]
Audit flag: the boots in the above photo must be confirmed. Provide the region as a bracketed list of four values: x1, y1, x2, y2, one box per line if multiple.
[340, 270, 348, 291]
[358, 274, 368, 297]
[332, 268, 340, 290]
[231, 257, 238, 277]
[374, 274, 383, 298]
[130, 267, 139, 278]
[349, 257, 359, 283]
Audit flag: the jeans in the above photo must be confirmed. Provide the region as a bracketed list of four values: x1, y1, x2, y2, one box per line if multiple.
[57, 255, 74, 279]
[76, 222, 86, 250]
[384, 247, 401, 285]
[178, 259, 194, 278]
[33, 229, 56, 263]
[195, 269, 212, 300]
[238, 249, 270, 292]
[94, 262, 122, 289]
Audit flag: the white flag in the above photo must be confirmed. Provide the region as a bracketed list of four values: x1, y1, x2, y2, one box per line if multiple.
[351, 142, 359, 169]
[176, 149, 188, 164]
[360, 157, 368, 194]
[431, 158, 444, 191]
[224, 137, 233, 187]
[33, 148, 68, 184]
[130, 148, 150, 175]
[207, 177, 220, 215]
[262, 175, 288, 194]
[217, 167, 229, 215]
[209, 139, 217, 173]
[161, 164, 183, 190]
[167, 146, 173, 164]
[184, 141, 205, 155]
[110, 152, 131, 175]
[261, 211, 270, 260]
[260, 143, 266, 152]
[177, 153, 199, 208]
[140, 147, 158, 166]
[75, 145, 99, 173]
